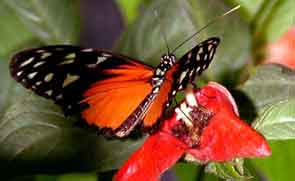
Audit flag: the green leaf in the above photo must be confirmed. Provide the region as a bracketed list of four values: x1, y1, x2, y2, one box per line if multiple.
[253, 98, 295, 140]
[2, 0, 81, 44]
[205, 159, 252, 180]
[241, 64, 295, 113]
[173, 163, 201, 181]
[224, 0, 264, 22]
[56, 173, 97, 181]
[0, 2, 35, 57]
[116, 0, 251, 87]
[250, 140, 295, 181]
[0, 58, 14, 119]
[253, 0, 295, 42]
[0, 87, 144, 176]
[240, 64, 295, 140]
[115, 0, 143, 24]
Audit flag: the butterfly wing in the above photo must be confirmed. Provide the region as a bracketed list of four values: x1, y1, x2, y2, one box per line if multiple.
[10, 46, 154, 136]
[173, 37, 220, 91]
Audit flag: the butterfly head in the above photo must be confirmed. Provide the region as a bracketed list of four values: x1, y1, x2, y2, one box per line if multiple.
[160, 54, 176, 66]
[151, 54, 176, 87]
[155, 54, 176, 75]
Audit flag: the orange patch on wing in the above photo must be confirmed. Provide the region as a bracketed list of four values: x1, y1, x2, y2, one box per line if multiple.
[82, 62, 153, 129]
[82, 80, 152, 129]
[99, 62, 153, 83]
[143, 68, 176, 127]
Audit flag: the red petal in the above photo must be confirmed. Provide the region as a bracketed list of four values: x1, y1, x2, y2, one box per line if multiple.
[114, 131, 187, 181]
[265, 26, 295, 69]
[188, 83, 271, 162]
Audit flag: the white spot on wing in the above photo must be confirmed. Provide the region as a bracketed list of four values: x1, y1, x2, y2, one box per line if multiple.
[33, 61, 46, 68]
[36, 49, 45, 53]
[40, 52, 51, 59]
[44, 73, 54, 82]
[172, 90, 177, 96]
[204, 53, 208, 60]
[16, 71, 23, 76]
[209, 50, 215, 59]
[189, 70, 194, 77]
[20, 57, 34, 67]
[96, 56, 107, 64]
[207, 40, 213, 44]
[62, 74, 80, 87]
[65, 53, 76, 59]
[27, 72, 37, 79]
[178, 84, 183, 90]
[199, 47, 203, 54]
[196, 54, 201, 61]
[187, 52, 192, 59]
[58, 59, 75, 65]
[36, 81, 42, 86]
[101, 53, 112, 57]
[56, 94, 63, 100]
[208, 44, 213, 51]
[179, 71, 188, 83]
[45, 90, 53, 96]
[82, 48, 93, 52]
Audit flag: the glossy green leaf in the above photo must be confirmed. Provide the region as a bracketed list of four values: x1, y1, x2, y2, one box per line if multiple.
[0, 2, 35, 57]
[250, 140, 295, 181]
[205, 159, 251, 180]
[241, 64, 295, 112]
[253, 98, 295, 140]
[116, 0, 251, 87]
[0, 86, 144, 176]
[253, 0, 295, 42]
[0, 59, 13, 119]
[2, 0, 81, 44]
[173, 163, 201, 181]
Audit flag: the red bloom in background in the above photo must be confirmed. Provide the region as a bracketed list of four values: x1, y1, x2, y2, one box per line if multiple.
[114, 82, 271, 181]
[265, 26, 295, 68]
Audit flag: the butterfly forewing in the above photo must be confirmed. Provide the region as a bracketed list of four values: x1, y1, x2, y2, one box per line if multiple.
[174, 37, 220, 90]
[10, 45, 153, 114]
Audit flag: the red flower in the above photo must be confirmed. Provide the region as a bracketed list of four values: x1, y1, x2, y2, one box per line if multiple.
[114, 82, 271, 181]
[265, 26, 295, 68]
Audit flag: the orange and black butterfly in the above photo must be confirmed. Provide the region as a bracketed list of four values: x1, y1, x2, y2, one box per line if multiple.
[9, 37, 219, 137]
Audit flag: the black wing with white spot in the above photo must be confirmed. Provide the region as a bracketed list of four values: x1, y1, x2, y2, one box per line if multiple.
[173, 37, 220, 90]
[10, 45, 152, 114]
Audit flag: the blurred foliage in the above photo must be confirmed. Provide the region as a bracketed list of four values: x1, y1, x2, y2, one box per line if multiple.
[115, 0, 142, 24]
[0, 0, 294, 180]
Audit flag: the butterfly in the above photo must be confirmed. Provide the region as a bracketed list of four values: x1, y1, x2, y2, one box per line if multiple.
[9, 37, 220, 137]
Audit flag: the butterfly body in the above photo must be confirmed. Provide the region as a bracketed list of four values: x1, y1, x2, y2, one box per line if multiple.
[10, 37, 220, 137]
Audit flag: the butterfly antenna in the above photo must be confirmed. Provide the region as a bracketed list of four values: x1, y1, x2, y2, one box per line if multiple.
[153, 10, 170, 54]
[171, 5, 240, 54]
